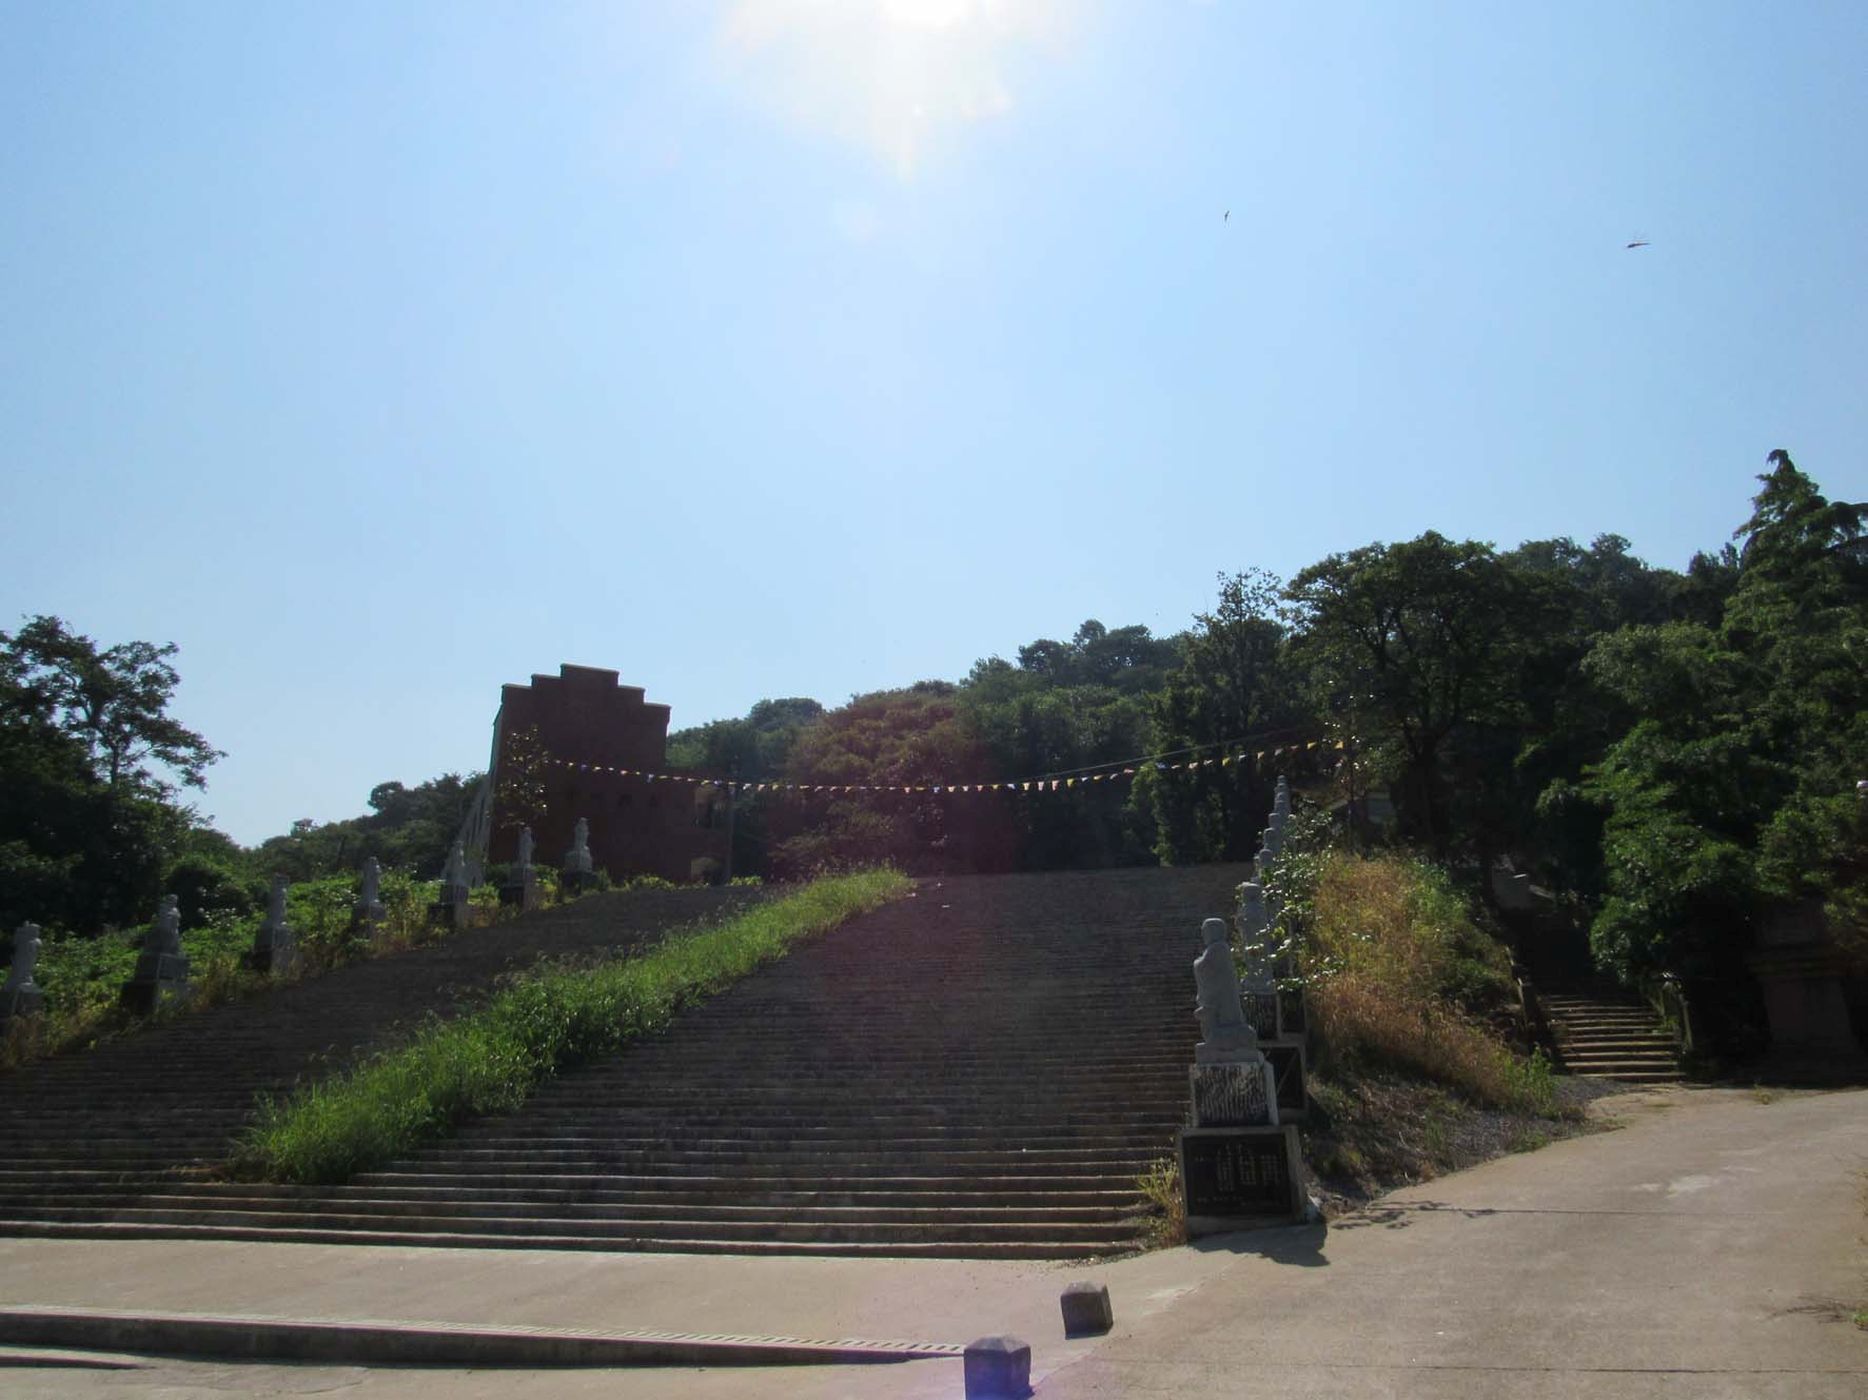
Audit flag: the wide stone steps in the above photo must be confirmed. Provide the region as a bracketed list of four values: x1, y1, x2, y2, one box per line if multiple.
[0, 1219, 1102, 1259]
[0, 865, 1255, 1257]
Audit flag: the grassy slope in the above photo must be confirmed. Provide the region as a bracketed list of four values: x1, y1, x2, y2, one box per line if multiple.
[1294, 851, 1591, 1210]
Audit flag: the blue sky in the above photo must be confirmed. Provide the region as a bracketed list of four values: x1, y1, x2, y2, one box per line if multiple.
[3, 1, 1864, 844]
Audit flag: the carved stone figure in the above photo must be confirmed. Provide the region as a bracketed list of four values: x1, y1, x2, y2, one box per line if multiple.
[440, 842, 469, 905]
[563, 818, 594, 876]
[354, 857, 387, 928]
[516, 826, 535, 872]
[1194, 918, 1258, 1064]
[252, 874, 298, 976]
[122, 896, 190, 1012]
[1, 922, 45, 1027]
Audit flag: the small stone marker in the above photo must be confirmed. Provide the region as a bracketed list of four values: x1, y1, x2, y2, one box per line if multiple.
[1059, 1281, 1113, 1337]
[1, 922, 45, 1029]
[353, 857, 387, 932]
[250, 874, 298, 977]
[963, 1335, 1031, 1399]
[121, 895, 190, 1014]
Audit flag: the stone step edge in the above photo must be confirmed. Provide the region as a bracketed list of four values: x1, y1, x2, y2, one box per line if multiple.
[0, 1305, 963, 1369]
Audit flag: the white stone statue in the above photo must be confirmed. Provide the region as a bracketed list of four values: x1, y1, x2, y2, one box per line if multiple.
[1, 922, 44, 1024]
[516, 826, 535, 871]
[1194, 918, 1259, 1064]
[1234, 882, 1278, 992]
[356, 857, 386, 924]
[7, 923, 38, 984]
[151, 895, 182, 954]
[563, 818, 594, 876]
[252, 874, 298, 974]
[440, 842, 469, 904]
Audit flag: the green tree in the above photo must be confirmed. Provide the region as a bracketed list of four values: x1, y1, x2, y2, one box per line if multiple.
[0, 616, 221, 932]
[1146, 572, 1302, 864]
[1286, 537, 1524, 855]
[1580, 453, 1868, 994]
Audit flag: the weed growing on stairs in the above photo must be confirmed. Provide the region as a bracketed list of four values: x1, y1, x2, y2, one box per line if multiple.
[1135, 1156, 1186, 1248]
[235, 868, 912, 1184]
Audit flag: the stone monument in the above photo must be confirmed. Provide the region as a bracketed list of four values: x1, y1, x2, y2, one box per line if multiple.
[1, 922, 45, 1032]
[431, 842, 471, 929]
[562, 817, 596, 895]
[502, 826, 542, 911]
[249, 874, 298, 977]
[121, 895, 191, 1014]
[1191, 918, 1276, 1124]
[353, 857, 387, 934]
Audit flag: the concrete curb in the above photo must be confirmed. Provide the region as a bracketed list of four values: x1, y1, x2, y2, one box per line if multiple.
[0, 1306, 966, 1368]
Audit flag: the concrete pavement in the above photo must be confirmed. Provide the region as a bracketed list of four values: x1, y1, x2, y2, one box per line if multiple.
[1, 1086, 1863, 1398]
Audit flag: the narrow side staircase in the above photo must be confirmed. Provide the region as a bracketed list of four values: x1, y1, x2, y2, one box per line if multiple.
[0, 866, 1252, 1259]
[1539, 988, 1684, 1083]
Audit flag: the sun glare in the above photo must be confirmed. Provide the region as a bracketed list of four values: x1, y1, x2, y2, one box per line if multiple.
[718, 0, 1078, 177]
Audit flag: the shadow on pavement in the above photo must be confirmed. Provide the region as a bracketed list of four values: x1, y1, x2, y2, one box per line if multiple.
[1188, 1222, 1329, 1266]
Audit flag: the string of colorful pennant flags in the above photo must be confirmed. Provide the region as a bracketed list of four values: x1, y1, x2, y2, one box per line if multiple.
[542, 735, 1347, 799]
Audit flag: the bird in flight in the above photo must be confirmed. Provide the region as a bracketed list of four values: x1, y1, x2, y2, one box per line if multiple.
[1224, 210, 1229, 221]
[1625, 238, 1649, 249]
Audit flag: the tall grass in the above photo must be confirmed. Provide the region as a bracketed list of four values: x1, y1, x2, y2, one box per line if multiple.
[1302, 853, 1557, 1115]
[237, 867, 912, 1184]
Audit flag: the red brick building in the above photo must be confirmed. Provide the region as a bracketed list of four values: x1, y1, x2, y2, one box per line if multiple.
[485, 665, 730, 883]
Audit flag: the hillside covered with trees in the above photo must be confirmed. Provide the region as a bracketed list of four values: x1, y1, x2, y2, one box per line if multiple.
[5, 454, 1862, 1053]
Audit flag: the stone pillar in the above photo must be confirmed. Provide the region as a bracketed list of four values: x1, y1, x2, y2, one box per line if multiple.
[250, 874, 298, 977]
[121, 896, 190, 1014]
[353, 857, 387, 935]
[1, 922, 45, 1033]
[561, 817, 596, 896]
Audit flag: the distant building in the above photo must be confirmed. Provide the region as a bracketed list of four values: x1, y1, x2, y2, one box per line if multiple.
[478, 664, 730, 884]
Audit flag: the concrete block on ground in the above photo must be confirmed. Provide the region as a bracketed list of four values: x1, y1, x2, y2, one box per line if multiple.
[964, 1334, 1031, 1399]
[1059, 1281, 1113, 1337]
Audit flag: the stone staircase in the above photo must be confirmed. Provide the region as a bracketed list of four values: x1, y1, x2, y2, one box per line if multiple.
[1538, 987, 1684, 1083]
[0, 867, 1250, 1259]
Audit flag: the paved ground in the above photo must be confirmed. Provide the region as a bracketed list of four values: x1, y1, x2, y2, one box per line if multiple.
[1, 1085, 1863, 1398]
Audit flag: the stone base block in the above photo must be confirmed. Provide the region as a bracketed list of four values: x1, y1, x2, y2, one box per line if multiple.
[499, 879, 541, 912]
[964, 1335, 1031, 1399]
[1189, 1059, 1277, 1127]
[1242, 990, 1281, 1040]
[561, 870, 597, 897]
[1179, 1125, 1306, 1237]
[429, 901, 469, 930]
[119, 968, 191, 1017]
[1279, 988, 1308, 1038]
[0, 985, 44, 1029]
[1059, 1282, 1113, 1337]
[1262, 1040, 1309, 1121]
[248, 938, 298, 978]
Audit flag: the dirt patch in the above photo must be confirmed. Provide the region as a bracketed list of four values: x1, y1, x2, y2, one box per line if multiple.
[1302, 1069, 1614, 1218]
